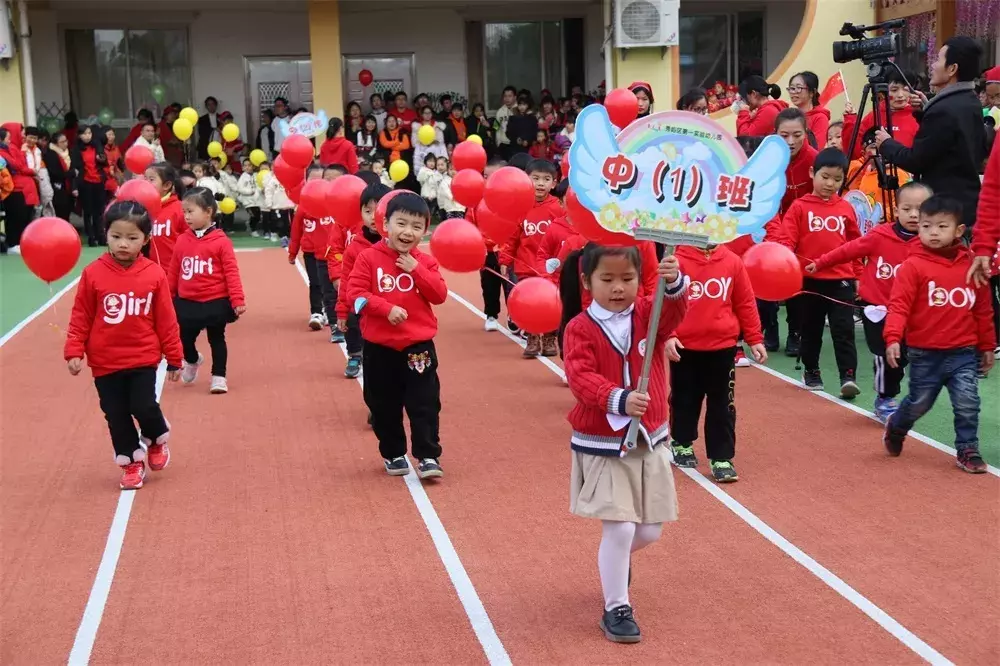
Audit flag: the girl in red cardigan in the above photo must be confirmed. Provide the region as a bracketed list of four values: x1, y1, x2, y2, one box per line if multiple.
[562, 244, 687, 644]
[168, 188, 246, 395]
[65, 201, 184, 490]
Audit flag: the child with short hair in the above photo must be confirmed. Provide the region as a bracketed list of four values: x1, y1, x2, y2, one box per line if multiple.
[167, 187, 246, 395]
[263, 162, 294, 243]
[845, 128, 912, 226]
[806, 181, 931, 421]
[882, 195, 995, 473]
[237, 158, 262, 234]
[563, 244, 687, 644]
[468, 157, 514, 333]
[65, 201, 183, 490]
[826, 120, 844, 150]
[346, 192, 448, 479]
[436, 159, 466, 219]
[780, 147, 861, 396]
[325, 164, 359, 344]
[289, 166, 336, 330]
[417, 153, 443, 218]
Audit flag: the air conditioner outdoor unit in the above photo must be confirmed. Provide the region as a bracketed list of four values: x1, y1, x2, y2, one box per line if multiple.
[614, 0, 680, 49]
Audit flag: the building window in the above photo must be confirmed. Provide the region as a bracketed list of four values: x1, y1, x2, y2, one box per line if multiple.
[679, 12, 764, 92]
[484, 21, 563, 109]
[65, 28, 190, 123]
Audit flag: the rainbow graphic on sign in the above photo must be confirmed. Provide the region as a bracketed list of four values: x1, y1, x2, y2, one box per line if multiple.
[568, 107, 791, 244]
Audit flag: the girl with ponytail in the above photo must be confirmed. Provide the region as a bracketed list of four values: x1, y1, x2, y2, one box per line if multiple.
[734, 75, 788, 136]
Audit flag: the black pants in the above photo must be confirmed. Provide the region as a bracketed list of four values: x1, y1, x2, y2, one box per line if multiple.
[246, 206, 261, 232]
[52, 186, 73, 223]
[785, 295, 804, 341]
[303, 253, 336, 318]
[180, 322, 228, 377]
[799, 277, 857, 377]
[219, 212, 235, 232]
[757, 299, 780, 349]
[79, 181, 106, 243]
[363, 340, 442, 461]
[481, 250, 512, 319]
[346, 312, 363, 355]
[669, 348, 737, 461]
[274, 209, 292, 237]
[94, 367, 168, 462]
[2, 191, 32, 248]
[861, 308, 907, 398]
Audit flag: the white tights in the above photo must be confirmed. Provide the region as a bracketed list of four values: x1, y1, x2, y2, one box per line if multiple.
[598, 520, 663, 611]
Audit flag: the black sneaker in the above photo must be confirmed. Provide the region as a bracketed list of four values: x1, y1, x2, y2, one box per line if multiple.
[367, 413, 373, 427]
[956, 448, 987, 474]
[344, 356, 362, 379]
[711, 460, 739, 482]
[417, 458, 443, 479]
[840, 371, 860, 400]
[330, 329, 346, 344]
[785, 333, 801, 357]
[670, 442, 698, 468]
[384, 456, 410, 476]
[507, 317, 521, 335]
[882, 420, 905, 457]
[802, 370, 823, 391]
[600, 605, 641, 643]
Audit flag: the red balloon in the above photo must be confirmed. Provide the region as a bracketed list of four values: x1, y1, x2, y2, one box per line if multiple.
[20, 217, 81, 283]
[286, 180, 304, 204]
[430, 219, 486, 273]
[475, 201, 518, 244]
[327, 174, 367, 229]
[273, 156, 304, 189]
[281, 134, 315, 170]
[124, 145, 155, 174]
[376, 189, 407, 233]
[117, 179, 162, 219]
[451, 169, 485, 208]
[742, 242, 803, 301]
[508, 277, 561, 334]
[299, 179, 330, 218]
[484, 166, 534, 223]
[604, 88, 639, 129]
[452, 141, 487, 173]
[358, 69, 373, 87]
[565, 189, 635, 246]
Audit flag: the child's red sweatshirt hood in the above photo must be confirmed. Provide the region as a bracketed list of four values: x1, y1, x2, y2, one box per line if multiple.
[318, 137, 358, 172]
[289, 208, 335, 258]
[780, 193, 861, 279]
[884, 243, 995, 352]
[168, 227, 245, 307]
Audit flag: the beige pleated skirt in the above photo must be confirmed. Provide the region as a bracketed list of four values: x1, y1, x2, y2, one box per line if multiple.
[569, 443, 679, 524]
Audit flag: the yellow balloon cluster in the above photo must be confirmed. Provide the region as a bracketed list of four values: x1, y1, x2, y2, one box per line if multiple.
[250, 149, 267, 167]
[179, 107, 199, 126]
[389, 159, 409, 182]
[172, 118, 193, 141]
[417, 124, 436, 146]
[219, 197, 237, 215]
[221, 123, 240, 143]
[207, 141, 223, 158]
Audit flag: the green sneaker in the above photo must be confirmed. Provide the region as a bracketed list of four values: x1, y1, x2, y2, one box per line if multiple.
[670, 442, 698, 468]
[710, 460, 739, 483]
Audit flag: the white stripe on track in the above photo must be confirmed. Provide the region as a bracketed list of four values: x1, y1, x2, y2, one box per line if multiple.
[0, 277, 80, 348]
[448, 290, 956, 666]
[68, 361, 167, 666]
[294, 261, 512, 666]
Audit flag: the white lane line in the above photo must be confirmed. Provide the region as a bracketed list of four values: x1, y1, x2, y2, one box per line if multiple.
[749, 363, 1000, 477]
[447, 290, 955, 666]
[294, 261, 511, 666]
[0, 277, 80, 348]
[68, 361, 167, 666]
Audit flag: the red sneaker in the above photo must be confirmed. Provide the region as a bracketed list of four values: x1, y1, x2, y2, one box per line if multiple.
[735, 347, 751, 367]
[956, 449, 987, 474]
[120, 461, 146, 490]
[147, 443, 170, 471]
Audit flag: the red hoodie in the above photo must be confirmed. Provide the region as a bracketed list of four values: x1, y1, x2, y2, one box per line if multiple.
[64, 254, 183, 376]
[0, 122, 40, 206]
[884, 244, 995, 352]
[736, 99, 789, 136]
[806, 106, 831, 147]
[289, 209, 335, 259]
[535, 214, 574, 269]
[780, 143, 819, 216]
[148, 194, 187, 269]
[346, 241, 448, 350]
[812, 222, 918, 305]
[335, 233, 374, 320]
[167, 227, 246, 307]
[670, 245, 762, 350]
[327, 222, 361, 280]
[842, 104, 919, 161]
[318, 137, 359, 173]
[779, 194, 861, 279]
[500, 195, 564, 278]
[972, 139, 1000, 258]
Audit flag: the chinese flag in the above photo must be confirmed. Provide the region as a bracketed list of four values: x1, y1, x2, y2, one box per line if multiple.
[819, 72, 847, 106]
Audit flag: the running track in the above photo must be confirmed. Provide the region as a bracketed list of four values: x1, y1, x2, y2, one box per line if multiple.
[2, 249, 997, 665]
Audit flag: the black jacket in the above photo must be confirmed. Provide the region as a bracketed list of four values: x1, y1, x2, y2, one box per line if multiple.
[70, 141, 108, 191]
[879, 82, 986, 227]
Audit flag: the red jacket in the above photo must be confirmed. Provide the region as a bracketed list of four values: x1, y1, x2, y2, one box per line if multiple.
[842, 104, 919, 161]
[167, 227, 246, 307]
[346, 241, 448, 350]
[335, 233, 373, 320]
[64, 254, 183, 376]
[884, 244, 995, 352]
[671, 245, 762, 349]
[149, 195, 187, 269]
[780, 143, 818, 216]
[972, 139, 1000, 258]
[806, 106, 831, 148]
[327, 222, 360, 280]
[563, 279, 688, 457]
[779, 194, 861, 279]
[0, 122, 40, 206]
[500, 195, 564, 278]
[812, 222, 917, 305]
[289, 209, 335, 258]
[318, 137, 359, 173]
[736, 99, 789, 136]
[388, 107, 419, 127]
[551, 231, 587, 286]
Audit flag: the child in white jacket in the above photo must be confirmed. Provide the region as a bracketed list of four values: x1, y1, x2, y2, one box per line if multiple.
[436, 160, 466, 219]
[263, 167, 294, 243]
[411, 115, 447, 175]
[238, 158, 263, 235]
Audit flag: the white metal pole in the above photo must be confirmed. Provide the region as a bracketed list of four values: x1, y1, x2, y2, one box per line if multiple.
[16, 0, 36, 126]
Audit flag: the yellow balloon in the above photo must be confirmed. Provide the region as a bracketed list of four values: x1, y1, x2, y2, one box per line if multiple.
[207, 141, 223, 158]
[466, 134, 483, 146]
[417, 124, 436, 146]
[216, 153, 227, 168]
[389, 159, 410, 183]
[221, 123, 240, 143]
[179, 107, 199, 126]
[219, 197, 237, 215]
[250, 149, 267, 166]
[255, 171, 266, 188]
[172, 118, 193, 141]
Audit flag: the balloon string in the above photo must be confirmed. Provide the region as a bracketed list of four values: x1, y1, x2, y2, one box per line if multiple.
[790, 290, 866, 310]
[47, 281, 67, 337]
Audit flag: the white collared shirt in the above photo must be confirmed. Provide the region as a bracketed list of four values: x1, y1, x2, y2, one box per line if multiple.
[588, 301, 634, 356]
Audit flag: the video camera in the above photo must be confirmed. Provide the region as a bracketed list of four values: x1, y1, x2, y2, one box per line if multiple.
[833, 20, 905, 81]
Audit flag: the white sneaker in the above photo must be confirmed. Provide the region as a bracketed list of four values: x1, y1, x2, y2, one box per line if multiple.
[308, 313, 324, 330]
[269, 233, 279, 242]
[181, 353, 204, 384]
[210, 376, 228, 394]
[320, 313, 329, 327]
[251, 230, 260, 238]
[8, 245, 20, 255]
[484, 317, 499, 332]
